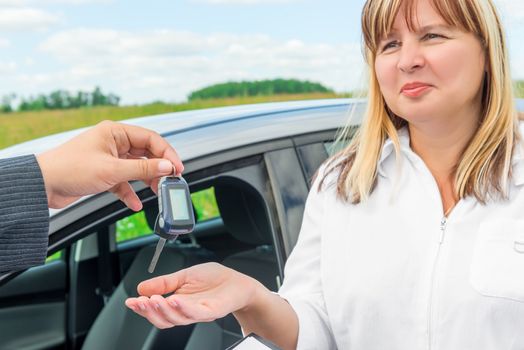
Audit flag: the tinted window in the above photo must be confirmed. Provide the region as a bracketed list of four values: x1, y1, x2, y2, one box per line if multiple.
[45, 250, 63, 263]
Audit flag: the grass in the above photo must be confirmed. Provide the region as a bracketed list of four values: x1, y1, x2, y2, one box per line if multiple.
[0, 92, 349, 150]
[5, 86, 522, 151]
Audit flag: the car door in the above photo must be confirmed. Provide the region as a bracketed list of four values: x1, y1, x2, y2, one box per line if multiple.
[0, 251, 68, 350]
[0, 138, 312, 350]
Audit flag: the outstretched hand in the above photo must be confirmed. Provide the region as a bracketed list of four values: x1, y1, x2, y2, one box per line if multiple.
[36, 120, 184, 210]
[125, 262, 260, 329]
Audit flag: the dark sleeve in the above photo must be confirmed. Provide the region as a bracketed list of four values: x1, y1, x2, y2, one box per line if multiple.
[0, 155, 49, 274]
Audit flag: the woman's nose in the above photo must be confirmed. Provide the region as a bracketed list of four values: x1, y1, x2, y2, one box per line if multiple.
[397, 42, 425, 73]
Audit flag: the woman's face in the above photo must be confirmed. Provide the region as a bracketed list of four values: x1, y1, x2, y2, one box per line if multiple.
[374, 0, 486, 125]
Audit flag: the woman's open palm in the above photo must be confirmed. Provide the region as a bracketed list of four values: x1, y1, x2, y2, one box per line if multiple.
[125, 262, 258, 329]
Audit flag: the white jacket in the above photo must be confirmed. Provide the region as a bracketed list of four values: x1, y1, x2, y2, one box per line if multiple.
[279, 127, 524, 350]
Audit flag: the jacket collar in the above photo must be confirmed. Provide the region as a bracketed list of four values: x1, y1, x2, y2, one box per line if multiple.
[377, 127, 411, 178]
[511, 139, 524, 186]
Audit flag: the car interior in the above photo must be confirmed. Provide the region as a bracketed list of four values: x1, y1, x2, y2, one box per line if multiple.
[0, 155, 285, 350]
[82, 175, 280, 350]
[0, 129, 336, 350]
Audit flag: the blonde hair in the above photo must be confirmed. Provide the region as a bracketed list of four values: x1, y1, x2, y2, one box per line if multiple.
[321, 0, 519, 204]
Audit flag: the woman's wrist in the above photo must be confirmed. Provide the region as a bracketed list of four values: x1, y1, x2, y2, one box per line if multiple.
[233, 276, 271, 317]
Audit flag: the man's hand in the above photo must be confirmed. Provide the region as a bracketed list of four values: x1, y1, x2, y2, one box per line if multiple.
[36, 120, 184, 210]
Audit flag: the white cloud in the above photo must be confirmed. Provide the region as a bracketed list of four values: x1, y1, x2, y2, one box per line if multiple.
[0, 7, 59, 31]
[193, 0, 298, 4]
[0, 60, 17, 74]
[510, 47, 524, 80]
[0, 0, 110, 6]
[495, 0, 524, 21]
[36, 28, 364, 104]
[23, 57, 34, 66]
[0, 37, 9, 48]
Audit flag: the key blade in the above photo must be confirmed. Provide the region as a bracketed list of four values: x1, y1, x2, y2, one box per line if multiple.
[148, 238, 167, 273]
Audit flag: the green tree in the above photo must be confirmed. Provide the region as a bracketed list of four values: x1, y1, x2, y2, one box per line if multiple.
[188, 79, 333, 101]
[515, 81, 524, 98]
[0, 93, 15, 113]
[16, 87, 120, 111]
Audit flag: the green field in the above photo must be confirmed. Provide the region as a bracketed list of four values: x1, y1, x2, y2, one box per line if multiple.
[0, 92, 348, 150]
[3, 86, 523, 151]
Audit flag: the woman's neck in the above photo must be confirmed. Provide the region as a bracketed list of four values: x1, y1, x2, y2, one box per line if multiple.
[408, 111, 480, 178]
[407, 107, 481, 215]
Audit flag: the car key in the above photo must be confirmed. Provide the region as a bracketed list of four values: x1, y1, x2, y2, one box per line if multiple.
[148, 237, 168, 273]
[148, 175, 195, 273]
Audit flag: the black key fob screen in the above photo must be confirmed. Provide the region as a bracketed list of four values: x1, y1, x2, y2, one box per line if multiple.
[156, 176, 195, 239]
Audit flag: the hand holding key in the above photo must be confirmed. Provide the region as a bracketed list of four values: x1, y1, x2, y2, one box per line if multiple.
[37, 120, 184, 211]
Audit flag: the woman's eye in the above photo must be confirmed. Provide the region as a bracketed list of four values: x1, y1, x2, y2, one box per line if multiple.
[382, 41, 399, 52]
[423, 33, 445, 40]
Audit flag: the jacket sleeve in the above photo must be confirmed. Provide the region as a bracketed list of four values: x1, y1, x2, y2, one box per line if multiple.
[0, 155, 49, 274]
[278, 165, 336, 349]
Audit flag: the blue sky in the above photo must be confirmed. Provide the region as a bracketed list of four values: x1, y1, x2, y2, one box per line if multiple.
[0, 0, 523, 105]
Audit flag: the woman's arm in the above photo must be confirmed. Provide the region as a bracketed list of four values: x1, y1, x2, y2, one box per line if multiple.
[126, 262, 299, 349]
[234, 281, 299, 350]
[126, 164, 335, 349]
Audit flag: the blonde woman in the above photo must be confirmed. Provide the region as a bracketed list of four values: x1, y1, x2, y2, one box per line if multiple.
[126, 0, 524, 349]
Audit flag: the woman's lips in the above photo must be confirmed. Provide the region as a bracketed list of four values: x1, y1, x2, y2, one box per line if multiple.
[400, 83, 433, 98]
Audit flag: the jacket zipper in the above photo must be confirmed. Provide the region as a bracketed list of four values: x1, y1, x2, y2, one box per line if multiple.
[428, 216, 447, 350]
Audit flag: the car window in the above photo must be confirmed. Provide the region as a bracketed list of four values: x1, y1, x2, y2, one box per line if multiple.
[115, 186, 221, 244]
[116, 211, 152, 243]
[45, 250, 63, 263]
[324, 140, 349, 156]
[192, 186, 220, 221]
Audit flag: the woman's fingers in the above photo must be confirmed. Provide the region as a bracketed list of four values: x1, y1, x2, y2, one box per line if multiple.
[125, 297, 141, 312]
[137, 269, 187, 296]
[126, 294, 222, 328]
[149, 295, 194, 326]
[131, 296, 175, 329]
[127, 295, 195, 327]
[168, 294, 222, 322]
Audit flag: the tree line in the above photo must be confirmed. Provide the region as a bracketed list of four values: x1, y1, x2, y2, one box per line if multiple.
[5, 78, 522, 114]
[0, 87, 120, 113]
[188, 79, 333, 100]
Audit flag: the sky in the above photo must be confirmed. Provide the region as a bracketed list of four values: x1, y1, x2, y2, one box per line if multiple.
[0, 0, 523, 105]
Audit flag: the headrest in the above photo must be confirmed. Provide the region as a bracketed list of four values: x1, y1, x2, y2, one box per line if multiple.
[214, 178, 273, 246]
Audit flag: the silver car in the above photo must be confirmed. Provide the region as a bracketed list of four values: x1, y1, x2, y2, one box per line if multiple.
[0, 98, 522, 350]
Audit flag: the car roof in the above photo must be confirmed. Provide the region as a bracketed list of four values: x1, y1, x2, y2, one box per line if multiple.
[0, 98, 363, 219]
[0, 98, 363, 160]
[2, 97, 523, 161]
[3, 97, 523, 219]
